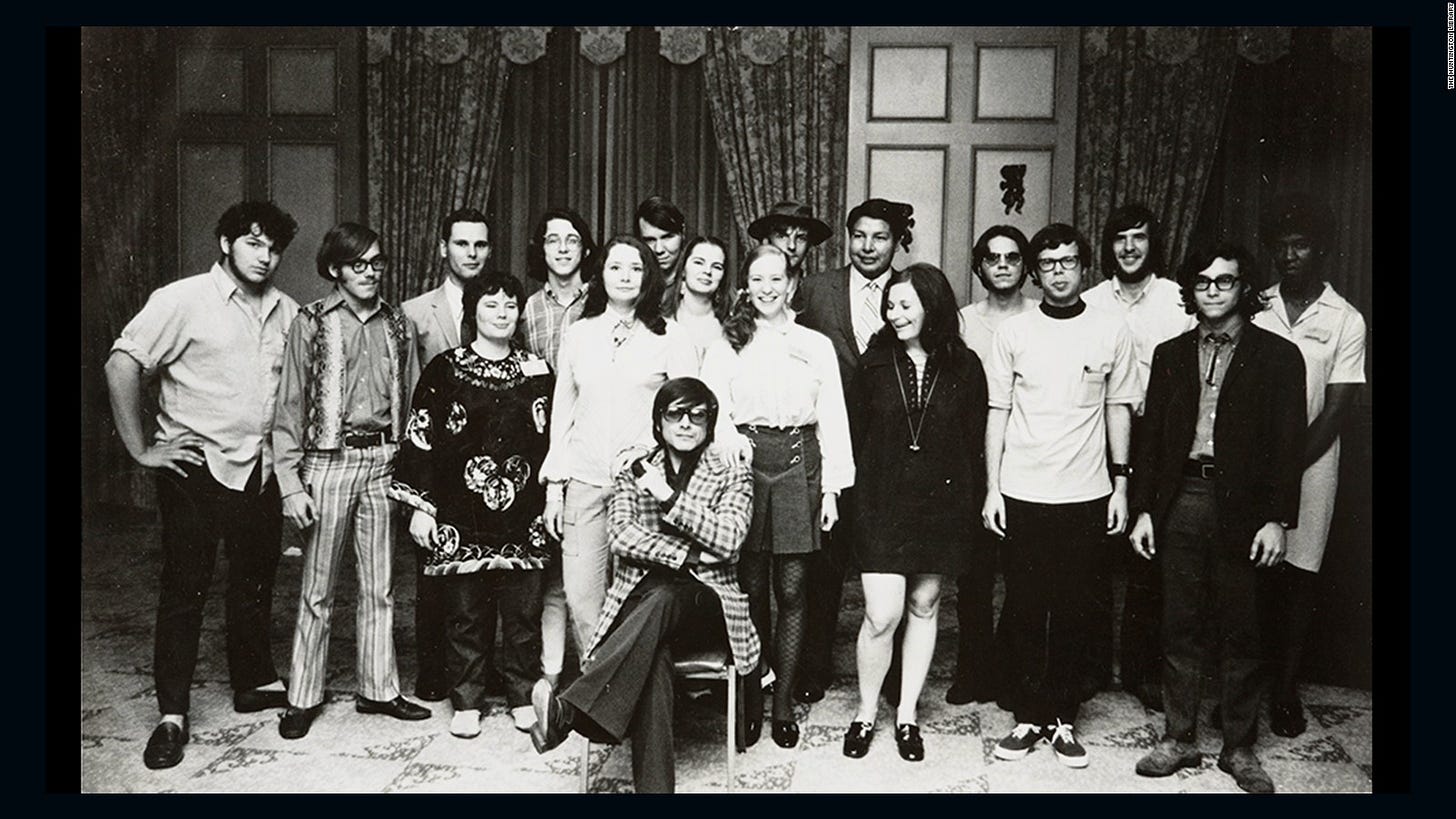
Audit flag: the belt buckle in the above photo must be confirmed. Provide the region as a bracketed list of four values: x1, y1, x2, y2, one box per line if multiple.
[1199, 462, 1218, 480]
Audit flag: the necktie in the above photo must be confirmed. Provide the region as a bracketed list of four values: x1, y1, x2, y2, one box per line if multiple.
[855, 281, 880, 353]
[1205, 333, 1231, 386]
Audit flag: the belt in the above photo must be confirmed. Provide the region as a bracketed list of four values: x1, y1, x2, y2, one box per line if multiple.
[1183, 459, 1218, 480]
[343, 430, 392, 448]
[737, 423, 815, 436]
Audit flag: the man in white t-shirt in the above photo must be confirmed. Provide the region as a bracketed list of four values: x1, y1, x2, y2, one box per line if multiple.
[983, 223, 1140, 769]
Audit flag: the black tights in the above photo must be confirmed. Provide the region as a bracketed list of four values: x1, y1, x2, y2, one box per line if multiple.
[739, 552, 809, 722]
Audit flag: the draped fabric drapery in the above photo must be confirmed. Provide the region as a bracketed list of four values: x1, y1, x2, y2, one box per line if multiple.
[700, 26, 850, 278]
[1074, 26, 1239, 286]
[366, 27, 512, 305]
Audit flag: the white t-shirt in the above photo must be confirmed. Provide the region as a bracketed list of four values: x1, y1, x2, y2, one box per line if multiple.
[985, 304, 1142, 504]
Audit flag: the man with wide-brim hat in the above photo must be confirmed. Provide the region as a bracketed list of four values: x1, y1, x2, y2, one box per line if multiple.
[749, 201, 832, 276]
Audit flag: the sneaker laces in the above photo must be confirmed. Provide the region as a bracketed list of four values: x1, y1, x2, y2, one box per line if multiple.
[1010, 722, 1041, 739]
[1048, 720, 1076, 745]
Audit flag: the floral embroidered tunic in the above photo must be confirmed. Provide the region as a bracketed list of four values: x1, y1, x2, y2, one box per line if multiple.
[389, 345, 555, 575]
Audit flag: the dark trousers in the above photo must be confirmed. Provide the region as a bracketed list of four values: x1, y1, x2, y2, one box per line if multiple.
[414, 544, 498, 694]
[952, 540, 1001, 687]
[999, 496, 1106, 725]
[442, 569, 542, 710]
[559, 569, 725, 794]
[1160, 477, 1262, 749]
[154, 461, 282, 715]
[1119, 544, 1164, 689]
[1258, 562, 1319, 705]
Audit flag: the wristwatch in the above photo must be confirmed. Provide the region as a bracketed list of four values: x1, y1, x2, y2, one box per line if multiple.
[1109, 463, 1133, 478]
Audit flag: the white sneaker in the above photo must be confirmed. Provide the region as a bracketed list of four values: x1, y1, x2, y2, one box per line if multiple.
[450, 708, 481, 739]
[511, 704, 537, 733]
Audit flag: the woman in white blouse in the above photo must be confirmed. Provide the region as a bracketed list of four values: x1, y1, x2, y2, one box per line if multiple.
[700, 244, 854, 749]
[541, 235, 698, 665]
[664, 236, 732, 370]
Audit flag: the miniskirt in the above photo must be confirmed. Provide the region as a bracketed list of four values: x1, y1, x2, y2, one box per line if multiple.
[738, 423, 822, 555]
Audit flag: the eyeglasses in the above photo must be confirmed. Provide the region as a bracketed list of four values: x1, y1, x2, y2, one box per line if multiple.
[663, 407, 710, 426]
[1192, 274, 1241, 291]
[545, 234, 582, 249]
[347, 255, 390, 274]
[983, 252, 1022, 266]
[1035, 256, 1080, 273]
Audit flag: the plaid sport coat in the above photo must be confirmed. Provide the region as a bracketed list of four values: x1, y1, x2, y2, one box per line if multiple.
[584, 444, 761, 673]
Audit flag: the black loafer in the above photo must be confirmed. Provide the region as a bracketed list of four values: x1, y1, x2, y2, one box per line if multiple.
[413, 685, 449, 703]
[1269, 699, 1307, 738]
[895, 723, 924, 762]
[356, 695, 431, 721]
[744, 717, 762, 748]
[793, 682, 825, 704]
[143, 719, 188, 769]
[233, 687, 289, 713]
[842, 721, 873, 758]
[279, 705, 321, 739]
[771, 719, 800, 748]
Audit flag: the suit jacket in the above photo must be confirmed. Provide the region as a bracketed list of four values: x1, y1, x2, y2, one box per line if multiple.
[796, 264, 862, 397]
[587, 444, 761, 672]
[402, 283, 461, 373]
[1130, 322, 1307, 543]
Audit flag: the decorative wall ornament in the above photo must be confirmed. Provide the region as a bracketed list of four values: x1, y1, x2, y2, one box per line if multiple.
[502, 26, 550, 65]
[1236, 26, 1292, 64]
[1083, 26, 1111, 61]
[576, 26, 629, 65]
[656, 26, 707, 65]
[740, 26, 790, 65]
[420, 26, 469, 65]
[366, 26, 394, 65]
[823, 27, 849, 64]
[1330, 27, 1371, 64]
[1143, 26, 1202, 65]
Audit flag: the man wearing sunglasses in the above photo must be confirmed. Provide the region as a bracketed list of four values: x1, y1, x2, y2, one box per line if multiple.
[272, 222, 428, 739]
[1129, 244, 1305, 793]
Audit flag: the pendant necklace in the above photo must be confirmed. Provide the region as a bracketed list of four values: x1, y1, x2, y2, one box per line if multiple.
[893, 352, 939, 452]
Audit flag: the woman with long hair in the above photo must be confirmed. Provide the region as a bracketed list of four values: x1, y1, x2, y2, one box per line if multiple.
[663, 235, 732, 369]
[388, 272, 555, 739]
[841, 264, 987, 763]
[699, 244, 854, 748]
[540, 235, 698, 671]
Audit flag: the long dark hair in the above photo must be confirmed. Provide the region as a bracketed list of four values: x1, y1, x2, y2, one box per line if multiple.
[1099, 203, 1164, 280]
[580, 235, 668, 335]
[867, 263, 962, 360]
[721, 245, 794, 352]
[663, 235, 733, 322]
[525, 207, 597, 284]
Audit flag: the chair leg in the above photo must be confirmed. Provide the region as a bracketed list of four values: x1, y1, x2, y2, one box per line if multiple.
[579, 736, 590, 793]
[726, 670, 736, 793]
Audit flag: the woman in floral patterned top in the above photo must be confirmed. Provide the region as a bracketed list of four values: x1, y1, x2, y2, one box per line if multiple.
[389, 272, 554, 740]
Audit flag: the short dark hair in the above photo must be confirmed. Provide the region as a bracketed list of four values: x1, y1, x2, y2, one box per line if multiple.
[722, 244, 794, 352]
[651, 377, 720, 452]
[634, 195, 685, 236]
[439, 207, 490, 242]
[526, 208, 598, 283]
[216, 201, 299, 252]
[971, 225, 1031, 287]
[581, 235, 668, 335]
[460, 272, 527, 346]
[315, 222, 381, 282]
[1259, 191, 1333, 250]
[1028, 223, 1092, 270]
[1177, 243, 1267, 320]
[663, 235, 734, 323]
[868, 263, 962, 359]
[846, 198, 915, 251]
[1099, 203, 1164, 279]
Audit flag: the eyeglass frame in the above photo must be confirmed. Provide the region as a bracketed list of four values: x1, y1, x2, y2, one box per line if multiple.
[1191, 274, 1242, 292]
[1034, 255, 1081, 273]
[662, 406, 711, 426]
[345, 255, 391, 275]
[982, 251, 1023, 267]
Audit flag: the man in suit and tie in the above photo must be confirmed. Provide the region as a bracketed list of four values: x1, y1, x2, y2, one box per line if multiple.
[794, 198, 916, 704]
[401, 206, 493, 701]
[1129, 244, 1306, 794]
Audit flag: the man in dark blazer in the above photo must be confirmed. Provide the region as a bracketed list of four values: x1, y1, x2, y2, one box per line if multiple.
[1128, 244, 1306, 794]
[794, 197, 916, 703]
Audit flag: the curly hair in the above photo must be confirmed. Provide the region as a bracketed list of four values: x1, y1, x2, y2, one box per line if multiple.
[216, 201, 299, 252]
[1176, 243, 1267, 320]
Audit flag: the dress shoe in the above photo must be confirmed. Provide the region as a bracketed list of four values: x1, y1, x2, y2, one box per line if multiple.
[530, 677, 574, 753]
[356, 695, 431, 721]
[1218, 747, 1276, 793]
[279, 705, 321, 739]
[744, 717, 763, 748]
[771, 719, 800, 748]
[143, 719, 188, 769]
[895, 723, 924, 762]
[793, 681, 825, 704]
[1135, 737, 1202, 777]
[1269, 699, 1307, 738]
[233, 687, 289, 713]
[413, 679, 449, 702]
[1132, 681, 1164, 712]
[842, 721, 873, 758]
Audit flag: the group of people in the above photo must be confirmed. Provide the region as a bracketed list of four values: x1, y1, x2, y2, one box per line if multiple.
[106, 187, 1365, 795]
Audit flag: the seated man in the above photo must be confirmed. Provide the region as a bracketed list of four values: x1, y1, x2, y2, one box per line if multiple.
[530, 377, 760, 793]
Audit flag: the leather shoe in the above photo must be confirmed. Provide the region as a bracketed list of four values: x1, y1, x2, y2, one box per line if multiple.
[895, 723, 924, 762]
[744, 717, 763, 748]
[1136, 737, 1202, 777]
[842, 721, 873, 758]
[1218, 747, 1275, 794]
[793, 682, 825, 704]
[143, 719, 188, 769]
[413, 684, 449, 703]
[279, 705, 321, 739]
[356, 695, 431, 721]
[233, 687, 289, 713]
[530, 677, 574, 753]
[771, 719, 800, 748]
[1269, 699, 1307, 738]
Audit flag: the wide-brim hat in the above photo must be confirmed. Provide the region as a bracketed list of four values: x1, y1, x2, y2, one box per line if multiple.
[748, 201, 832, 246]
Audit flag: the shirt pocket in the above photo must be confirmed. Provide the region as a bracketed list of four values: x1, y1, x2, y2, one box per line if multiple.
[1077, 358, 1112, 407]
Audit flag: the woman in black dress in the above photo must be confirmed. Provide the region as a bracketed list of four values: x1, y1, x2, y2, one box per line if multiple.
[389, 272, 555, 740]
[841, 263, 987, 762]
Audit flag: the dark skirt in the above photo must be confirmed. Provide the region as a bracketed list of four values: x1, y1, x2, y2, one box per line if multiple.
[739, 424, 821, 555]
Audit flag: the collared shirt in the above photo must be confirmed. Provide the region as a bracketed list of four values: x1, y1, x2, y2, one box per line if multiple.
[851, 269, 891, 354]
[1188, 319, 1246, 460]
[111, 262, 299, 491]
[522, 281, 587, 372]
[541, 313, 698, 487]
[1082, 276, 1195, 412]
[1252, 282, 1368, 424]
[698, 320, 855, 493]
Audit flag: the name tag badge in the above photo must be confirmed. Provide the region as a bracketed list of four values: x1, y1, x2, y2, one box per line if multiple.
[521, 357, 550, 377]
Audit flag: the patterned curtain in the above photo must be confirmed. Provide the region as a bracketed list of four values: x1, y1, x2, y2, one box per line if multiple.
[366, 27, 512, 304]
[82, 28, 167, 509]
[1074, 26, 1239, 285]
[701, 26, 850, 280]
